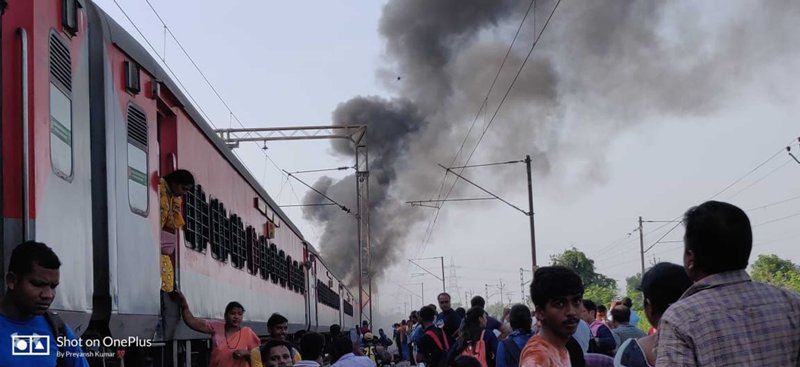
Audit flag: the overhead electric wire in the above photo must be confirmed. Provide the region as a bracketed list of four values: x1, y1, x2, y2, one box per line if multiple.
[420, 0, 561, 255]
[726, 158, 794, 200]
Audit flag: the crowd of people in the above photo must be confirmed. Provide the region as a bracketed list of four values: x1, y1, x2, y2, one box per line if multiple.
[1, 171, 799, 367]
[383, 201, 800, 367]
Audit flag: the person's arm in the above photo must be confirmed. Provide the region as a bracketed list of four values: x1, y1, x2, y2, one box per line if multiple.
[173, 290, 213, 334]
[654, 317, 697, 367]
[251, 346, 264, 367]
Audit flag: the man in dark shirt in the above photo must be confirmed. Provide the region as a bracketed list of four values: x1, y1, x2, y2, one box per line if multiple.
[416, 306, 449, 366]
[470, 296, 511, 339]
[435, 292, 461, 342]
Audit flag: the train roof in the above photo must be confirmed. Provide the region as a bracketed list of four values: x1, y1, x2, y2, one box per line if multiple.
[90, 3, 308, 242]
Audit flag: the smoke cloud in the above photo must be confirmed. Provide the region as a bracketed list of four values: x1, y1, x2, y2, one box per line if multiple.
[306, 0, 800, 285]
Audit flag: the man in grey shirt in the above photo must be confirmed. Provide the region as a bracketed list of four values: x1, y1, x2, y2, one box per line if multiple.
[610, 306, 645, 345]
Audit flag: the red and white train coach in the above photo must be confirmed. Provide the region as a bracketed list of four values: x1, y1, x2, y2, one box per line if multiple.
[1, 0, 355, 365]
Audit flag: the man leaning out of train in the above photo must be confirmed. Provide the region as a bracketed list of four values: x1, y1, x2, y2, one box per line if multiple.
[0, 241, 89, 367]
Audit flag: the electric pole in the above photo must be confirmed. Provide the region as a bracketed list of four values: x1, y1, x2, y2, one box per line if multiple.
[485, 284, 489, 303]
[520, 268, 525, 303]
[498, 279, 505, 305]
[526, 155, 537, 270]
[440, 256, 446, 292]
[639, 216, 645, 276]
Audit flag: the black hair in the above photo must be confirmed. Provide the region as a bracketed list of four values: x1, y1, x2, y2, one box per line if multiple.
[260, 340, 293, 364]
[582, 299, 597, 312]
[530, 266, 584, 309]
[470, 296, 486, 308]
[329, 324, 341, 336]
[683, 201, 752, 274]
[300, 332, 325, 361]
[610, 306, 631, 323]
[622, 297, 633, 308]
[8, 241, 61, 277]
[640, 262, 693, 316]
[509, 304, 532, 332]
[268, 313, 289, 329]
[332, 335, 354, 362]
[163, 169, 195, 187]
[437, 292, 451, 301]
[597, 305, 607, 313]
[419, 305, 437, 323]
[453, 356, 482, 367]
[362, 320, 369, 326]
[224, 301, 245, 315]
[455, 307, 485, 355]
[455, 307, 466, 319]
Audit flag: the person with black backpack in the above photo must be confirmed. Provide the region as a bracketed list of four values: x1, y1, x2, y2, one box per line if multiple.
[415, 306, 449, 367]
[495, 304, 532, 367]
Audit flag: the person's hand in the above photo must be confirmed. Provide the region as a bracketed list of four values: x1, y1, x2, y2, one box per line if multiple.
[232, 349, 249, 359]
[171, 289, 188, 309]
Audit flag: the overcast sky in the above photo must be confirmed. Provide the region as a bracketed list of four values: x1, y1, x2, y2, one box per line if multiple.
[96, 0, 800, 323]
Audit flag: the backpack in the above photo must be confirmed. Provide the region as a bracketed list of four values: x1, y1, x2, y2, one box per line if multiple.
[44, 311, 67, 367]
[363, 345, 377, 364]
[501, 337, 522, 367]
[459, 330, 488, 367]
[423, 328, 450, 367]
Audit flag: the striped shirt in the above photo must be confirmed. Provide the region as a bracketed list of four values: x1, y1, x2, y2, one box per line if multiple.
[656, 270, 800, 366]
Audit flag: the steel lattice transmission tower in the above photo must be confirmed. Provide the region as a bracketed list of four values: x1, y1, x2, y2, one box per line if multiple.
[215, 125, 373, 325]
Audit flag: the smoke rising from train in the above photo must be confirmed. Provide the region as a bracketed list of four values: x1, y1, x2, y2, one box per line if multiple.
[305, 0, 800, 286]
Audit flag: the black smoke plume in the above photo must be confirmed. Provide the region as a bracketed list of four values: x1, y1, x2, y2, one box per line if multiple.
[307, 0, 800, 285]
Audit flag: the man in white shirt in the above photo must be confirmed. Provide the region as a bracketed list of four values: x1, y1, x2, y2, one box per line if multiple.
[295, 332, 325, 367]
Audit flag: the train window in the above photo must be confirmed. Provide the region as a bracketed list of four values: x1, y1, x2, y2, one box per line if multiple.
[268, 243, 278, 284]
[210, 199, 227, 262]
[246, 226, 258, 275]
[230, 215, 245, 269]
[278, 250, 287, 287]
[126, 105, 148, 215]
[285, 256, 294, 290]
[49, 33, 73, 180]
[258, 237, 269, 280]
[344, 301, 354, 316]
[184, 184, 208, 252]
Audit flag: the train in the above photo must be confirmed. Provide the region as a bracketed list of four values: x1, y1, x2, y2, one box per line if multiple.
[1, 0, 356, 365]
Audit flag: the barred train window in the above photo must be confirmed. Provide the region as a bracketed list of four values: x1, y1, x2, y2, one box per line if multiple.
[49, 33, 73, 179]
[126, 105, 148, 215]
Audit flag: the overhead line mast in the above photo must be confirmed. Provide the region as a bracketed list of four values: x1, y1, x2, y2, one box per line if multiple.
[215, 125, 374, 326]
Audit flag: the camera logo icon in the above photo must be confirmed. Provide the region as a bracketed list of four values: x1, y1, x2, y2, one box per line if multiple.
[11, 334, 50, 356]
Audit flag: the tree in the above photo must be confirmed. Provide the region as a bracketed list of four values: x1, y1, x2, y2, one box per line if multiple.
[583, 284, 618, 307]
[550, 247, 617, 289]
[751, 254, 800, 293]
[625, 273, 643, 313]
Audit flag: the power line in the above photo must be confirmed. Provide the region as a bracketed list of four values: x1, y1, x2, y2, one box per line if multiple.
[753, 211, 800, 228]
[419, 0, 538, 255]
[708, 148, 786, 200]
[420, 0, 562, 255]
[726, 158, 794, 200]
[745, 195, 800, 212]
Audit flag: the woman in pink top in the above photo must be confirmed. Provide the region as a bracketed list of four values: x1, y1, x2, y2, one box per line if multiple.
[175, 290, 261, 367]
